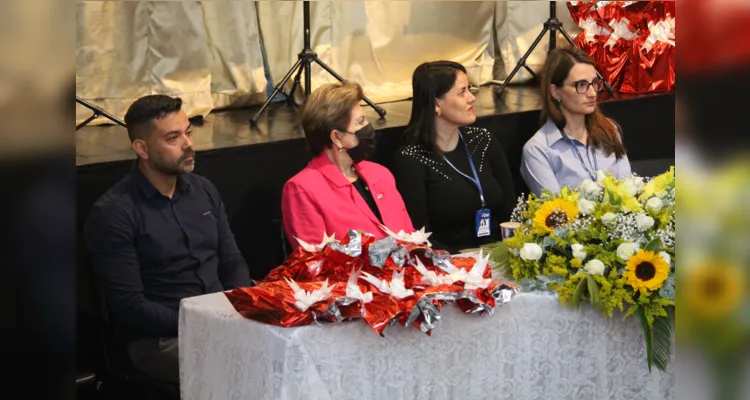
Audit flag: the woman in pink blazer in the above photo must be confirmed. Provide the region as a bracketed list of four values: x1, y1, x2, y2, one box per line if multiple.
[282, 82, 414, 249]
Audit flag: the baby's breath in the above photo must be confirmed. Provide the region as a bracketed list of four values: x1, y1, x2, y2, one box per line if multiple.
[569, 215, 593, 231]
[653, 220, 675, 249]
[510, 194, 528, 223]
[609, 213, 642, 242]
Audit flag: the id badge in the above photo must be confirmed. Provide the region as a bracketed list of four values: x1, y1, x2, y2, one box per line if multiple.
[475, 208, 491, 237]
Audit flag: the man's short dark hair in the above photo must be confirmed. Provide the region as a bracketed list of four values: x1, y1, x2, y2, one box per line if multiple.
[124, 95, 183, 142]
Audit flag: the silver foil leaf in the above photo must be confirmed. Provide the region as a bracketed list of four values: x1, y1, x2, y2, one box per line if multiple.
[405, 295, 443, 333]
[368, 236, 398, 268]
[328, 230, 363, 257]
[390, 246, 409, 267]
[404, 285, 519, 332]
[320, 297, 360, 322]
[456, 291, 493, 315]
[457, 284, 519, 315]
[491, 283, 519, 305]
[424, 249, 458, 274]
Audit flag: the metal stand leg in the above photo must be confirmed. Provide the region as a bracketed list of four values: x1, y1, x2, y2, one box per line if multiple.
[493, 1, 615, 96]
[251, 1, 386, 125]
[76, 97, 126, 130]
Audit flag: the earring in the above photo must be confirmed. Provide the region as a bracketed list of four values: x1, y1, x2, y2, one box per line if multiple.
[338, 146, 343, 152]
[436, 110, 442, 116]
[554, 97, 561, 105]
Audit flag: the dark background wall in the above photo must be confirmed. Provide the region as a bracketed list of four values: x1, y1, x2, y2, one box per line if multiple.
[76, 93, 674, 280]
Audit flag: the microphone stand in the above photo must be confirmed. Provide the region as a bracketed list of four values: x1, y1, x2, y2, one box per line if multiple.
[76, 97, 126, 130]
[251, 1, 386, 125]
[493, 1, 615, 96]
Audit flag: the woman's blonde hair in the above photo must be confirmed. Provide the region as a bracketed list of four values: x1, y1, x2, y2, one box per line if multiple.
[300, 82, 364, 156]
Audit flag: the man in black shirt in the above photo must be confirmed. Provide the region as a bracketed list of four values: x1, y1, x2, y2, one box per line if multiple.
[84, 95, 251, 387]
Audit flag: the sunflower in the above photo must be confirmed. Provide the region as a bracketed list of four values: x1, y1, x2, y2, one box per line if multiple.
[684, 261, 743, 321]
[532, 199, 578, 234]
[623, 250, 670, 293]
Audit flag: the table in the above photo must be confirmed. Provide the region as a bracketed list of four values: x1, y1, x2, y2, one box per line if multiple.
[179, 290, 674, 399]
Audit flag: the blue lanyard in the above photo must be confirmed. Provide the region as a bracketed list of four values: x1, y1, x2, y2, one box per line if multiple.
[442, 133, 486, 208]
[562, 129, 599, 181]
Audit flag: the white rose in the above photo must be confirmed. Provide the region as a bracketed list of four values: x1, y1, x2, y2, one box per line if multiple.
[519, 243, 543, 261]
[601, 212, 617, 225]
[581, 179, 600, 194]
[578, 198, 596, 215]
[596, 170, 607, 182]
[647, 197, 663, 213]
[635, 214, 655, 231]
[617, 242, 640, 260]
[583, 259, 605, 275]
[660, 251, 671, 266]
[633, 176, 645, 190]
[623, 179, 639, 197]
[571, 244, 587, 261]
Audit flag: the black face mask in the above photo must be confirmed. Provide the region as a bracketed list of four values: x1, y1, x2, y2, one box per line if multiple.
[341, 124, 376, 163]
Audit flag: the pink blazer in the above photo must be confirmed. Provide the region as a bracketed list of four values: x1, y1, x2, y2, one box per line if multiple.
[282, 153, 414, 249]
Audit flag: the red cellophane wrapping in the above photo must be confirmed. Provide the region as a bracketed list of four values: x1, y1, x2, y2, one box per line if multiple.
[566, 1, 675, 94]
[362, 292, 401, 336]
[566, 1, 594, 25]
[226, 231, 517, 335]
[456, 282, 503, 314]
[597, 37, 631, 91]
[620, 37, 675, 94]
[225, 280, 346, 328]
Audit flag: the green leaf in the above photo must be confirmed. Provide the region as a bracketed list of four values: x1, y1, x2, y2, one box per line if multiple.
[553, 227, 571, 238]
[548, 273, 567, 284]
[586, 275, 601, 308]
[636, 310, 672, 372]
[519, 278, 537, 292]
[643, 238, 663, 253]
[608, 190, 622, 206]
[542, 236, 557, 249]
[570, 277, 588, 308]
[483, 241, 510, 272]
[536, 275, 550, 283]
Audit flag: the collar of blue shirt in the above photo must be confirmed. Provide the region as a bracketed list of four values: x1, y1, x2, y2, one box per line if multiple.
[542, 119, 590, 148]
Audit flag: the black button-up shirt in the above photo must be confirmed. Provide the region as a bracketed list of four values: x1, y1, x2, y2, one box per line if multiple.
[84, 166, 250, 338]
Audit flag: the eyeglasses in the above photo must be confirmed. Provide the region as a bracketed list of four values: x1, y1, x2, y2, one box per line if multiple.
[571, 78, 604, 94]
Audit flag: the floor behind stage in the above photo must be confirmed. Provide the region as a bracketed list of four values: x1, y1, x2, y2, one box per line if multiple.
[76, 85, 675, 278]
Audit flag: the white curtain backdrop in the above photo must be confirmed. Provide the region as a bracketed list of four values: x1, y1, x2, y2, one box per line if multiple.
[76, 1, 579, 126]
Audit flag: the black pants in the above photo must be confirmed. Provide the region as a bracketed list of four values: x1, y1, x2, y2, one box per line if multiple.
[128, 336, 179, 389]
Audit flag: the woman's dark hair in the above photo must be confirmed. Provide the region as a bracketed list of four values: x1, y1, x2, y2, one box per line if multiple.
[404, 61, 466, 153]
[541, 47, 626, 158]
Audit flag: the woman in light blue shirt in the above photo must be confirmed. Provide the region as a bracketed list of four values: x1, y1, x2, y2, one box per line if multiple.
[521, 48, 631, 196]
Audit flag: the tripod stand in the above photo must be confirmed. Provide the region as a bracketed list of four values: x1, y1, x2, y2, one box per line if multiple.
[493, 1, 614, 96]
[251, 1, 386, 125]
[76, 97, 126, 130]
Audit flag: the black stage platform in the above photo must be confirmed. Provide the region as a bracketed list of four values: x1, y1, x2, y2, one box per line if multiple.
[76, 86, 674, 279]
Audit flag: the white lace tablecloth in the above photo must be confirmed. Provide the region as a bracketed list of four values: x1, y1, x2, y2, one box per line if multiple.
[179, 291, 674, 400]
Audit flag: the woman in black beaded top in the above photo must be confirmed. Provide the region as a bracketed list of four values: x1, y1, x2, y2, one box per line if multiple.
[390, 61, 516, 254]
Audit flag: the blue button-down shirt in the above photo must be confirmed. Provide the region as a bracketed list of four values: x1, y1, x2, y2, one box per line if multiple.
[520, 119, 632, 196]
[84, 166, 250, 338]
